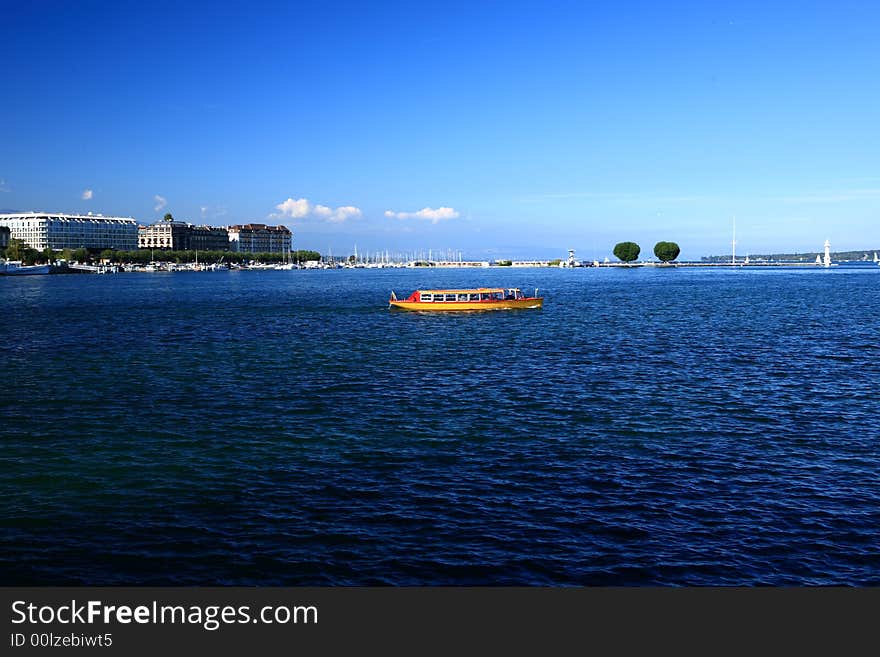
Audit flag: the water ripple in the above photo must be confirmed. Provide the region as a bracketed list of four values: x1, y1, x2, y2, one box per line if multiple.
[2, 267, 879, 584]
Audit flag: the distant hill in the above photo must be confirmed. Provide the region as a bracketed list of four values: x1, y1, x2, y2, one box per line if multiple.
[701, 249, 880, 263]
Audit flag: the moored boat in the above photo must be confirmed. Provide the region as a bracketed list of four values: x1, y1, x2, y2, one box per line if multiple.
[0, 261, 52, 276]
[389, 287, 543, 311]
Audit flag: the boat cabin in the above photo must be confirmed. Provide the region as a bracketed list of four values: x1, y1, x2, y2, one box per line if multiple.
[410, 288, 526, 303]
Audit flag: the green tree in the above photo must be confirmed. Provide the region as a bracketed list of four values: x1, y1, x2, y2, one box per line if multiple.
[100, 249, 116, 262]
[4, 238, 39, 264]
[613, 241, 641, 263]
[4, 238, 27, 261]
[163, 212, 174, 222]
[72, 248, 89, 263]
[293, 250, 320, 262]
[653, 241, 681, 262]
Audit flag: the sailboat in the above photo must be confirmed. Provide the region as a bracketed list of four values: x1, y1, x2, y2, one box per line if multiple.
[274, 244, 294, 270]
[874, 252, 879, 265]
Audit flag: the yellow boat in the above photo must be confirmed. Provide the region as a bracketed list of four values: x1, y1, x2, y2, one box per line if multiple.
[389, 287, 543, 311]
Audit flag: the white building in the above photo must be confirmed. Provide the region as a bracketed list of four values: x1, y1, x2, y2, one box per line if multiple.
[138, 220, 229, 251]
[227, 224, 292, 253]
[0, 213, 139, 250]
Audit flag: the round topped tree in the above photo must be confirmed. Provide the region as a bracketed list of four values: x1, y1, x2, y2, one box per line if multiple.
[613, 241, 640, 263]
[653, 241, 681, 263]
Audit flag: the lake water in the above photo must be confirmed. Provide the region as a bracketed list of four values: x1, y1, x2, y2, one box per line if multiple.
[2, 265, 879, 584]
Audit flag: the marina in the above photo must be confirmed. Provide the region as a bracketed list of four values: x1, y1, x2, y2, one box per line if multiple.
[4, 243, 875, 276]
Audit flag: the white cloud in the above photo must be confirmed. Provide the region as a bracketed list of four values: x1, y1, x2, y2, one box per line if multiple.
[81, 189, 93, 200]
[274, 197, 312, 218]
[200, 206, 208, 219]
[0, 178, 9, 192]
[154, 195, 167, 211]
[384, 206, 460, 224]
[313, 204, 332, 218]
[272, 197, 362, 222]
[327, 205, 362, 223]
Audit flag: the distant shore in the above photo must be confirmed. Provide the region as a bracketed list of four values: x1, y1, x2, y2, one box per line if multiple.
[33, 259, 878, 274]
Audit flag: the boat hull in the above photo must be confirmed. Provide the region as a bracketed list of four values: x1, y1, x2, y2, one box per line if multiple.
[389, 298, 543, 311]
[0, 264, 52, 276]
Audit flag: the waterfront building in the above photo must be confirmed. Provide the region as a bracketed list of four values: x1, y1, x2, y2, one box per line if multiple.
[0, 213, 138, 250]
[0, 226, 9, 249]
[431, 260, 491, 268]
[138, 220, 192, 250]
[228, 224, 292, 253]
[138, 221, 228, 251]
[189, 225, 230, 251]
[510, 260, 552, 267]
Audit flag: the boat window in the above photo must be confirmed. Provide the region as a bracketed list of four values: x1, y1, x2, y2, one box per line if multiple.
[469, 293, 481, 301]
[445, 294, 457, 302]
[457, 294, 468, 301]
[420, 293, 433, 302]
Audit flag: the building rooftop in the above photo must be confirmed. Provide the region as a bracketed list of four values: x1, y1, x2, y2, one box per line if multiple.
[228, 223, 290, 232]
[0, 212, 136, 223]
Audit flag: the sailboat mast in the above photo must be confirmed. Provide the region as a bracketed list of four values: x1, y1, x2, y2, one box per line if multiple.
[731, 216, 736, 265]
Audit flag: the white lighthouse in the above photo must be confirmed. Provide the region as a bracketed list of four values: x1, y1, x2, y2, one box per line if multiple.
[823, 240, 831, 268]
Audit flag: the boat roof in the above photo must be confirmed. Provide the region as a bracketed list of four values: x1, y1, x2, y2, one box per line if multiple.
[419, 288, 514, 294]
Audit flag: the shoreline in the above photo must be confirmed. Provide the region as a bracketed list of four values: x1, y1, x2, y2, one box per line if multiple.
[4, 262, 874, 275]
[4, 258, 879, 276]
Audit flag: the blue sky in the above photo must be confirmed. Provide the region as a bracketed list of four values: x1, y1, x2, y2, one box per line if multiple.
[2, 1, 878, 259]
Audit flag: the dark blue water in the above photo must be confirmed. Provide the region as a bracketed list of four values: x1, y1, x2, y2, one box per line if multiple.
[2, 266, 879, 585]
